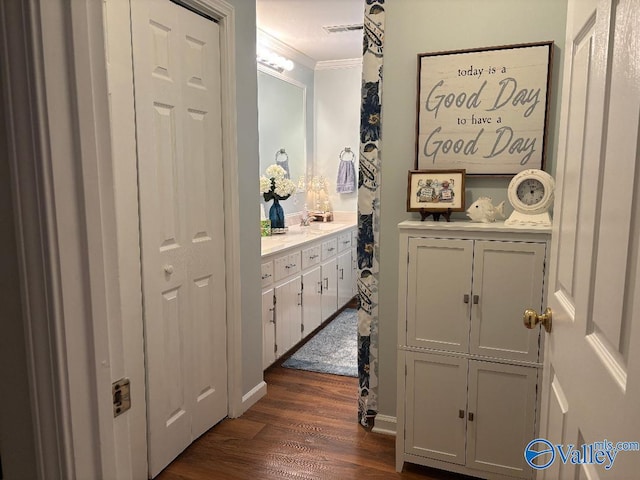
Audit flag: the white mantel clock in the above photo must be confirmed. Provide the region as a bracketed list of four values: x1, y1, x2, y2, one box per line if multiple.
[505, 169, 555, 227]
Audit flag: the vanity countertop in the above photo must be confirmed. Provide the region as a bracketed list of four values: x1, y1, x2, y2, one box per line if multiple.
[261, 219, 356, 257]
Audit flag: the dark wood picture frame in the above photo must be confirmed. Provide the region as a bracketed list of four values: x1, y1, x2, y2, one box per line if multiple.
[415, 41, 553, 176]
[407, 169, 466, 222]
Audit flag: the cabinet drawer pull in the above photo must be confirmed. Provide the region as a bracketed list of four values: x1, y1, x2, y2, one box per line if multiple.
[262, 273, 272, 280]
[328, 247, 335, 252]
[339, 268, 344, 280]
[463, 294, 469, 304]
[458, 409, 465, 419]
[297, 292, 302, 306]
[468, 412, 474, 421]
[324, 278, 329, 289]
[473, 295, 479, 305]
[318, 281, 323, 294]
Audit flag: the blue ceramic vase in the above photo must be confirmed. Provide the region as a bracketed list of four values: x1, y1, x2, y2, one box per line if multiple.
[269, 198, 285, 229]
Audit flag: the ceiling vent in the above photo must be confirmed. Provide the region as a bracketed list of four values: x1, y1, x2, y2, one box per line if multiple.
[322, 23, 364, 34]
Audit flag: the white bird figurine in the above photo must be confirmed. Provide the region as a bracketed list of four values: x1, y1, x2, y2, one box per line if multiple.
[466, 197, 506, 223]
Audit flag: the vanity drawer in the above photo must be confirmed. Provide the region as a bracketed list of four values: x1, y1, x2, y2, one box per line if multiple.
[302, 244, 321, 269]
[337, 232, 352, 252]
[274, 251, 301, 281]
[321, 238, 338, 260]
[261, 261, 273, 287]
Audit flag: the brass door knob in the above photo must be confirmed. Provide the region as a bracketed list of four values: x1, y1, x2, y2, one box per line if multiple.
[523, 307, 552, 333]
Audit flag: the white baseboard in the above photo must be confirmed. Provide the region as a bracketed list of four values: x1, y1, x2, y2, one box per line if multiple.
[240, 381, 267, 415]
[372, 414, 397, 436]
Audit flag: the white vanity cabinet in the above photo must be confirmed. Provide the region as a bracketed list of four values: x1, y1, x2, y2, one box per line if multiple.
[396, 221, 550, 480]
[261, 223, 357, 369]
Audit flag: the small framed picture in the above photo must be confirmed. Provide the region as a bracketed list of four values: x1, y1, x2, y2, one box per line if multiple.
[407, 169, 466, 212]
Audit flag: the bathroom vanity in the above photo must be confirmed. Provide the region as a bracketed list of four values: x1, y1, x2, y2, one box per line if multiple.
[261, 216, 357, 369]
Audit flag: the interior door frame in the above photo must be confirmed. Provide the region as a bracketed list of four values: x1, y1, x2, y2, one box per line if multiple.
[0, 0, 242, 478]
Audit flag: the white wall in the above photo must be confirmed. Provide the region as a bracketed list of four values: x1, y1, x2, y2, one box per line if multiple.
[377, 0, 568, 422]
[314, 63, 362, 213]
[225, 0, 264, 397]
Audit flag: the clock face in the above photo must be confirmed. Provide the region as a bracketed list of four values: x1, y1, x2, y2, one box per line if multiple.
[506, 169, 555, 218]
[516, 178, 545, 206]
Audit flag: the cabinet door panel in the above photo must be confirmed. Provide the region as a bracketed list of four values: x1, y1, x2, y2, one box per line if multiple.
[337, 250, 353, 308]
[405, 351, 467, 465]
[351, 227, 358, 297]
[351, 244, 357, 297]
[302, 267, 322, 337]
[467, 360, 537, 478]
[470, 241, 545, 362]
[262, 289, 275, 369]
[406, 238, 473, 353]
[321, 258, 338, 322]
[275, 276, 302, 357]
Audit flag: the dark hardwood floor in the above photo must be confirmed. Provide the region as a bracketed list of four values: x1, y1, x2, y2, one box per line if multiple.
[157, 360, 474, 480]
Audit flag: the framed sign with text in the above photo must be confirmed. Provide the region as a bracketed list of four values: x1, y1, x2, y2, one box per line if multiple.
[416, 42, 553, 175]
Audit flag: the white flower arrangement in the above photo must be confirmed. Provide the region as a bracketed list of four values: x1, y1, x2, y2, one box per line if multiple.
[260, 164, 297, 201]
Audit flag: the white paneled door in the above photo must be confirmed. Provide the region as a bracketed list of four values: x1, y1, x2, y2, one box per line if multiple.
[539, 0, 640, 478]
[131, 1, 227, 477]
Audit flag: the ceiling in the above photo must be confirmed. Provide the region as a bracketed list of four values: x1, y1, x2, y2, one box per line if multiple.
[256, 0, 364, 62]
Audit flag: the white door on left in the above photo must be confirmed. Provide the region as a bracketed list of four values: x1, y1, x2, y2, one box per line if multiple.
[130, 0, 227, 476]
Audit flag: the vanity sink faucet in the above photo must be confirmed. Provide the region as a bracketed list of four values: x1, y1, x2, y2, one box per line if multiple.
[300, 214, 315, 226]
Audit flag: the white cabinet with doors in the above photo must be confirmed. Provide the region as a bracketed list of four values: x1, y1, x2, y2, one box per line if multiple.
[396, 221, 550, 480]
[261, 223, 357, 368]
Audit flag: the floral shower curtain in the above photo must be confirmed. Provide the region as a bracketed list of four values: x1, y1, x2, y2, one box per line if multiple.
[357, 0, 385, 428]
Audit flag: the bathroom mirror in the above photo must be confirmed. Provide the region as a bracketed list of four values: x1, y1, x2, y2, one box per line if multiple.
[257, 67, 307, 197]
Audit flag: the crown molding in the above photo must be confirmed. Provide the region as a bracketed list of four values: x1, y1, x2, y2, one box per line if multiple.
[257, 28, 316, 70]
[315, 57, 362, 70]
